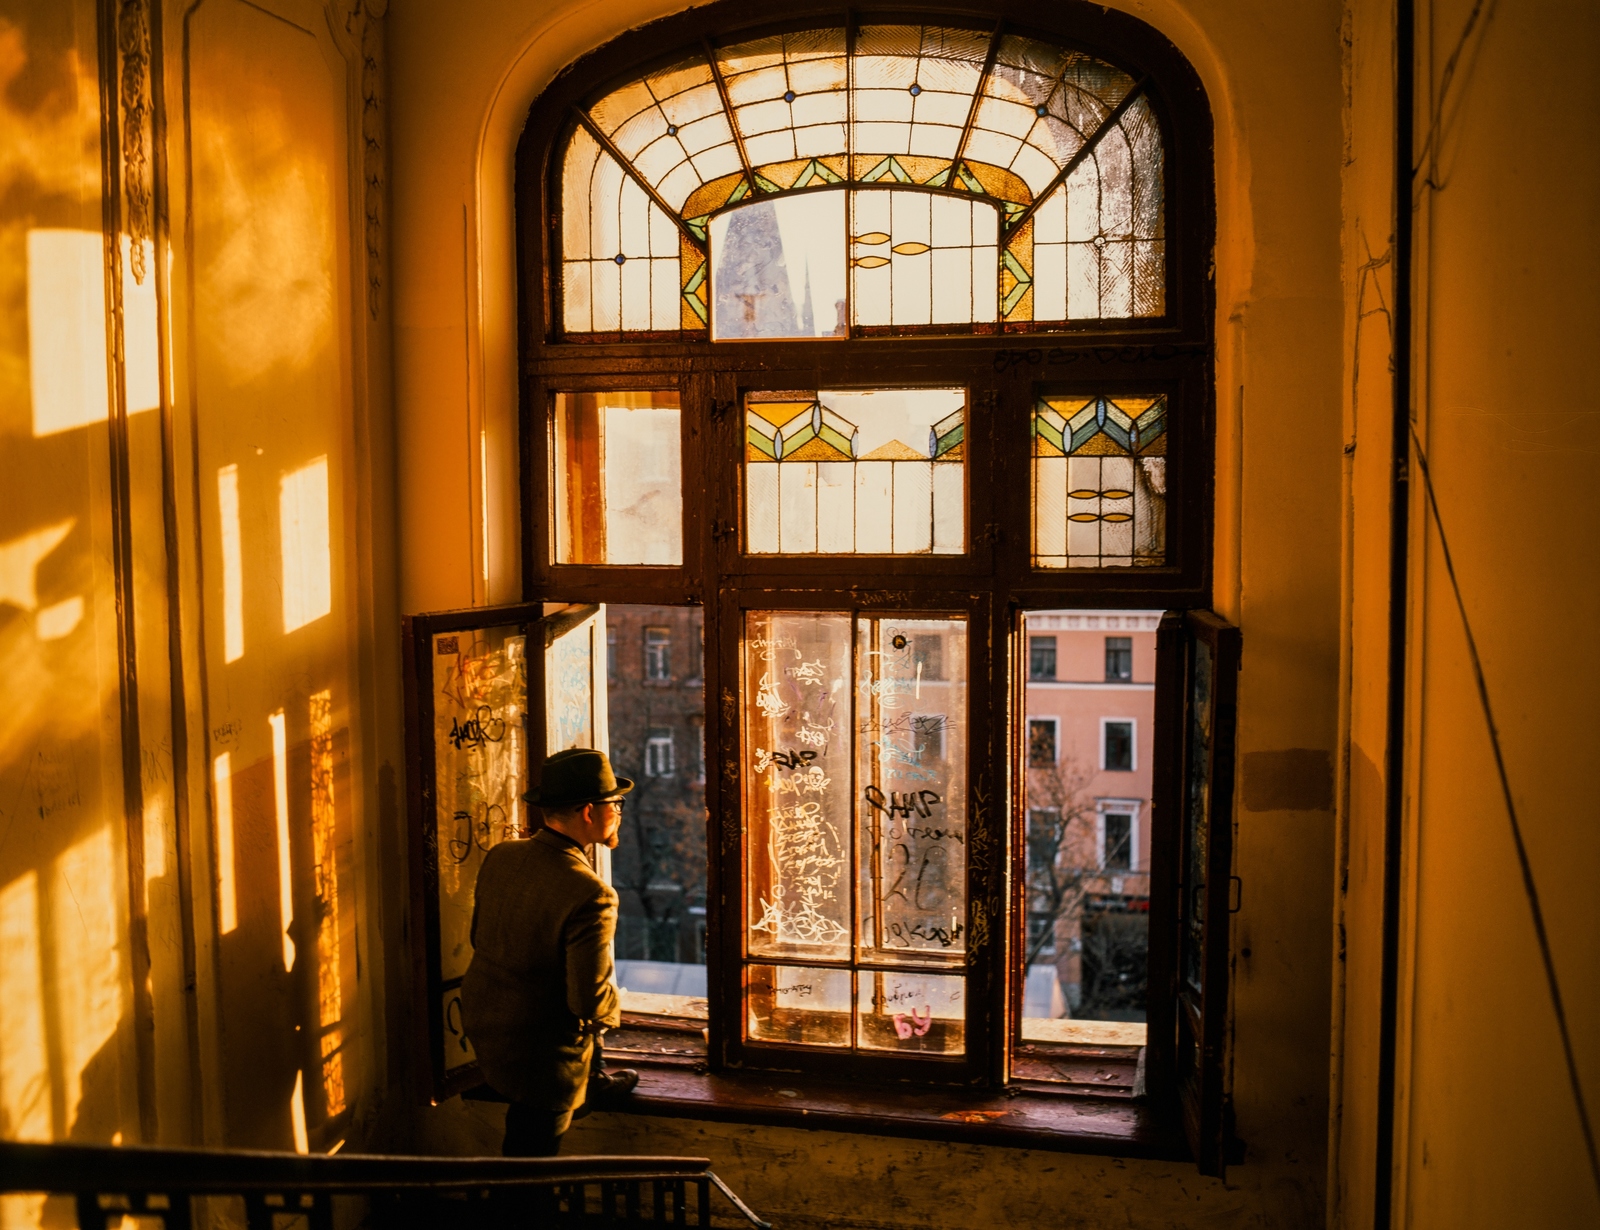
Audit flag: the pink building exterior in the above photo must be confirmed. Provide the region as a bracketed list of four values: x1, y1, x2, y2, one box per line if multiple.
[1023, 610, 1161, 1020]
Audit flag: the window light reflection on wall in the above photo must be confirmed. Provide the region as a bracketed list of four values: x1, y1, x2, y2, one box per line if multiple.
[0, 869, 51, 1141]
[26, 230, 159, 436]
[270, 711, 295, 971]
[310, 688, 345, 1116]
[52, 824, 122, 1136]
[213, 752, 238, 934]
[218, 465, 244, 662]
[280, 456, 332, 634]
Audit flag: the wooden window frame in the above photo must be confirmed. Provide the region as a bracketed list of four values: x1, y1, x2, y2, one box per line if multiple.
[403, 0, 1234, 1168]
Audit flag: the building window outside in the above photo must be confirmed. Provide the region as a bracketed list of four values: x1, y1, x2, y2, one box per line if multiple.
[912, 714, 946, 765]
[644, 626, 670, 681]
[645, 727, 675, 777]
[1030, 635, 1057, 681]
[1102, 812, 1133, 870]
[1103, 719, 1135, 771]
[607, 626, 618, 680]
[1105, 636, 1132, 682]
[1028, 718, 1058, 768]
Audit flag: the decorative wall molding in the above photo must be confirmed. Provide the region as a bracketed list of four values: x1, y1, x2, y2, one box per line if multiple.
[340, 0, 387, 318]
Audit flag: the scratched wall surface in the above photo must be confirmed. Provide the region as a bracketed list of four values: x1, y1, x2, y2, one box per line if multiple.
[0, 0, 146, 1176]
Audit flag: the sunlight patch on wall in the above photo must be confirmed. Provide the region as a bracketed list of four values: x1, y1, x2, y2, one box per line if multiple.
[280, 456, 331, 634]
[309, 689, 344, 1115]
[269, 712, 295, 971]
[0, 521, 74, 615]
[290, 1069, 309, 1154]
[218, 465, 244, 662]
[0, 870, 50, 1141]
[212, 752, 238, 934]
[35, 596, 84, 641]
[26, 231, 159, 436]
[51, 824, 123, 1135]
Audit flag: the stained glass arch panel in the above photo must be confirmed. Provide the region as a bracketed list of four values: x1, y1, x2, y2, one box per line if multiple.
[559, 23, 1165, 336]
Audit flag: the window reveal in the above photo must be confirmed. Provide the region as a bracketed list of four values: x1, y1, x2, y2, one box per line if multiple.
[744, 612, 968, 1055]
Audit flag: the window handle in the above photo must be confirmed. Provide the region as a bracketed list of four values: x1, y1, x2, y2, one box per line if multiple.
[1228, 875, 1243, 914]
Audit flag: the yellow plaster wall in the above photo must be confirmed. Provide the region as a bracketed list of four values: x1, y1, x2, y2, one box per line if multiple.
[386, 0, 1346, 1223]
[1336, 0, 1600, 1225]
[1395, 0, 1599, 1222]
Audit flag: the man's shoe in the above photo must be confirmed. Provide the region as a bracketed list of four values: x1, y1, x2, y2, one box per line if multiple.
[589, 1068, 639, 1099]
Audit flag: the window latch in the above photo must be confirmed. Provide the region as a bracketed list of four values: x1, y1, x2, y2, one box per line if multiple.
[1228, 875, 1243, 914]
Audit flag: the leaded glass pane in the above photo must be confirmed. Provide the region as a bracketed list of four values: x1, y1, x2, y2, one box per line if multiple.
[560, 23, 1166, 334]
[1032, 395, 1167, 568]
[745, 388, 965, 554]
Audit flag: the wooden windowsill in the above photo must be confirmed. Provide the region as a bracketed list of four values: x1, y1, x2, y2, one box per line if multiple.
[597, 1064, 1188, 1160]
[590, 1011, 1184, 1160]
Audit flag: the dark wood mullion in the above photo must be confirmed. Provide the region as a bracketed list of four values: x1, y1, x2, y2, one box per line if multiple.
[970, 591, 1009, 1087]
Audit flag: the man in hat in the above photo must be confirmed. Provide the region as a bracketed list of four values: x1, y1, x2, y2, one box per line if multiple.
[461, 747, 641, 1156]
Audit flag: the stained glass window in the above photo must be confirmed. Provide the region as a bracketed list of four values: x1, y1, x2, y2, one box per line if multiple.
[561, 24, 1164, 336]
[1032, 395, 1167, 568]
[745, 388, 965, 554]
[744, 611, 968, 1054]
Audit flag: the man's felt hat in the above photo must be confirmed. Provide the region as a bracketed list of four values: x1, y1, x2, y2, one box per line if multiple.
[525, 747, 634, 808]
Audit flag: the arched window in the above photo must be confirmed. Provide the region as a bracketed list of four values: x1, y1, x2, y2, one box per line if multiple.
[558, 25, 1165, 338]
[411, 0, 1236, 1171]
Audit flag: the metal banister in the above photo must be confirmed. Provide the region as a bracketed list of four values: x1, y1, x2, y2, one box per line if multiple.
[0, 1140, 772, 1229]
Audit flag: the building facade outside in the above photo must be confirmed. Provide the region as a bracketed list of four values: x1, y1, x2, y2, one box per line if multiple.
[1024, 610, 1159, 1021]
[603, 604, 708, 988]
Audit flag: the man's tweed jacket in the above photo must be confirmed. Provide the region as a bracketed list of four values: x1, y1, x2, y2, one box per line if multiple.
[461, 829, 621, 1113]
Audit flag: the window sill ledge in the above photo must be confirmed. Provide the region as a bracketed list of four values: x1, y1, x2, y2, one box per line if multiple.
[588, 1064, 1191, 1161]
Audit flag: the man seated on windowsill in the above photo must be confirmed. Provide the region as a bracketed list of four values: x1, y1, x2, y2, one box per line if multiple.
[462, 748, 640, 1157]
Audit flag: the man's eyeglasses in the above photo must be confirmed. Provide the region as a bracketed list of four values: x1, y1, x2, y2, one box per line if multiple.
[600, 797, 627, 813]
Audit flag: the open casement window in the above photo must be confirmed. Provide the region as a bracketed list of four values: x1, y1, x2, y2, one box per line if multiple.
[402, 602, 610, 1101]
[1146, 609, 1241, 1175]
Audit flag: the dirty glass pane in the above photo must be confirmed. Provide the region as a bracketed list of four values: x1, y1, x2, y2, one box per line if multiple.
[1032, 395, 1166, 569]
[857, 970, 966, 1053]
[744, 612, 855, 960]
[855, 617, 968, 966]
[743, 611, 969, 1056]
[1182, 637, 1215, 995]
[747, 964, 852, 1047]
[745, 388, 964, 554]
[432, 627, 528, 992]
[709, 193, 846, 339]
[552, 391, 682, 565]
